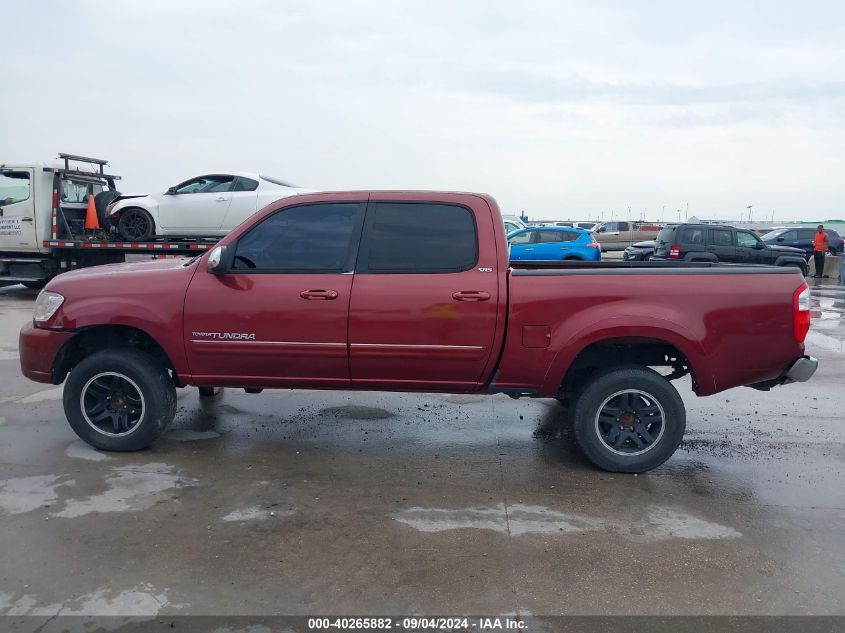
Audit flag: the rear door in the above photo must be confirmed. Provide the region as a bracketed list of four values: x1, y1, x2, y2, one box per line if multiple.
[534, 230, 566, 259]
[348, 195, 500, 391]
[706, 228, 735, 261]
[183, 199, 366, 386]
[0, 168, 37, 251]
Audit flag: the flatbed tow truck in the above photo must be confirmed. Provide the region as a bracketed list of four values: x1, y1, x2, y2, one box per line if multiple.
[0, 153, 216, 288]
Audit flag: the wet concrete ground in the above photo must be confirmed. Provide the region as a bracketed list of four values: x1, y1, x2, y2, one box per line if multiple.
[0, 281, 843, 617]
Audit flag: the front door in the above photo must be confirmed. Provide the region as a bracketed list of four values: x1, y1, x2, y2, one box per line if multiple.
[348, 197, 500, 391]
[158, 175, 235, 232]
[0, 168, 37, 252]
[183, 200, 366, 387]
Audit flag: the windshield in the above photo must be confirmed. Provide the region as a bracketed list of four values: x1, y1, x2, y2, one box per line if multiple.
[760, 229, 785, 240]
[0, 171, 31, 206]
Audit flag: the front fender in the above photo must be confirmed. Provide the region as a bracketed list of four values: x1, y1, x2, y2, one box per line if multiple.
[110, 196, 158, 217]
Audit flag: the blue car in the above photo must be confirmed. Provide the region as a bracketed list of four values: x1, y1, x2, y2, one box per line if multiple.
[508, 226, 601, 261]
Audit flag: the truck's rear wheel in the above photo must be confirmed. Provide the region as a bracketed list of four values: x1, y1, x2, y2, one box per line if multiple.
[571, 365, 685, 473]
[63, 348, 176, 451]
[117, 208, 155, 241]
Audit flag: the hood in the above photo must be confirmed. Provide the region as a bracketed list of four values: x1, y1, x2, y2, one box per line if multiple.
[46, 257, 199, 295]
[631, 240, 655, 248]
[767, 244, 805, 254]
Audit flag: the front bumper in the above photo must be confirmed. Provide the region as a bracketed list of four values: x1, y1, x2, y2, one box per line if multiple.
[19, 322, 74, 384]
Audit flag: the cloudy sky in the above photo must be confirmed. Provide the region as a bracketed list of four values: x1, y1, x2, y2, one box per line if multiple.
[3, 0, 844, 221]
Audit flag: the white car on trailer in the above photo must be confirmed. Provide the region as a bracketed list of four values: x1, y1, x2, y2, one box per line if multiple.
[109, 172, 306, 241]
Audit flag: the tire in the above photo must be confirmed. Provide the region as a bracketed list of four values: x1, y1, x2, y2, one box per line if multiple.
[117, 208, 155, 241]
[63, 348, 176, 451]
[571, 364, 685, 473]
[21, 280, 47, 289]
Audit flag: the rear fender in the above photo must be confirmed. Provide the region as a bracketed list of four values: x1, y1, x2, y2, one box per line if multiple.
[540, 316, 715, 396]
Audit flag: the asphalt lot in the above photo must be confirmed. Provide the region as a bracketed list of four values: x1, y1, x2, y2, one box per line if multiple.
[0, 280, 843, 618]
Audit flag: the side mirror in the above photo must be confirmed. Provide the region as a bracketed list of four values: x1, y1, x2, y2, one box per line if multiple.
[754, 241, 764, 249]
[776, 236, 784, 241]
[598, 227, 606, 233]
[166, 186, 178, 195]
[207, 245, 229, 274]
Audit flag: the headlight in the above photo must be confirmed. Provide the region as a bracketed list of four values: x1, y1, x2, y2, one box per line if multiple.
[33, 291, 64, 324]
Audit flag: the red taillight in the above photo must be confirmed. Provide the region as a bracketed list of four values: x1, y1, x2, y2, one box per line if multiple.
[794, 283, 811, 343]
[587, 242, 600, 249]
[669, 245, 680, 259]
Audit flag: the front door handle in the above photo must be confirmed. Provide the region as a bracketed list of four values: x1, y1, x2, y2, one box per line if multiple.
[21, 217, 33, 222]
[215, 197, 228, 202]
[300, 289, 339, 300]
[452, 290, 491, 302]
[524, 248, 534, 251]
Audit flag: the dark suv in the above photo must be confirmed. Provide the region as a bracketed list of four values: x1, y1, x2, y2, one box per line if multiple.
[760, 227, 844, 258]
[652, 224, 808, 274]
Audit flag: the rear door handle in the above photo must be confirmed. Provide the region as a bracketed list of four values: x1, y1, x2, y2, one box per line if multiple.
[300, 289, 339, 300]
[452, 290, 491, 302]
[215, 197, 228, 202]
[21, 217, 33, 222]
[524, 248, 534, 251]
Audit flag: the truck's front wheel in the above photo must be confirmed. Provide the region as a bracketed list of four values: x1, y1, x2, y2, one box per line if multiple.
[63, 348, 176, 451]
[571, 365, 685, 473]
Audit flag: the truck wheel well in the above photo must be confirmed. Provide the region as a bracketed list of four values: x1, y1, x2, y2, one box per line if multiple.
[53, 325, 176, 385]
[559, 337, 693, 397]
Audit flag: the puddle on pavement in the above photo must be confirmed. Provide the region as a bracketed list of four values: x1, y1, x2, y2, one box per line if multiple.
[393, 503, 741, 540]
[0, 474, 75, 515]
[0, 583, 178, 616]
[166, 429, 221, 441]
[221, 505, 297, 522]
[65, 440, 113, 462]
[53, 463, 197, 519]
[321, 405, 394, 420]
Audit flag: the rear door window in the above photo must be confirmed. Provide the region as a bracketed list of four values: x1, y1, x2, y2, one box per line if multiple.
[360, 202, 477, 273]
[709, 229, 732, 246]
[535, 230, 562, 243]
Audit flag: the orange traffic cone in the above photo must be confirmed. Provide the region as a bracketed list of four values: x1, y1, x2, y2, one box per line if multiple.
[84, 194, 100, 230]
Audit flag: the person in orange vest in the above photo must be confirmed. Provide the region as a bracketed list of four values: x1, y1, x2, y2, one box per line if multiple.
[812, 224, 829, 279]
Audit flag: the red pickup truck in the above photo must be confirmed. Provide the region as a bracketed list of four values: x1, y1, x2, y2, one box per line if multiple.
[19, 191, 817, 472]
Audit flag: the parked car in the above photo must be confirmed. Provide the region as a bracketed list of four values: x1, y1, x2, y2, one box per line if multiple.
[622, 240, 656, 261]
[108, 173, 305, 241]
[502, 214, 527, 234]
[508, 226, 601, 261]
[652, 224, 809, 274]
[594, 221, 660, 251]
[760, 227, 845, 258]
[20, 191, 816, 474]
